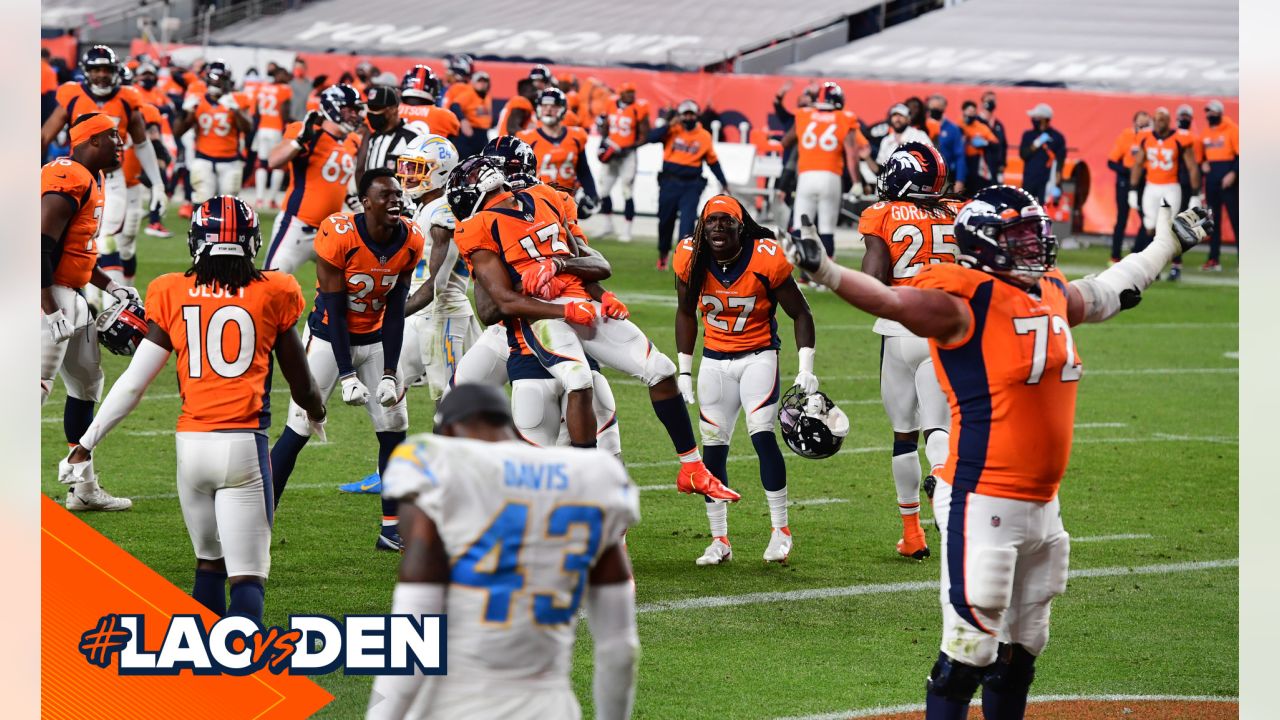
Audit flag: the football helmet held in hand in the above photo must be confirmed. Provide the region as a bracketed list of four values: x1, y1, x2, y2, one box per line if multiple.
[779, 386, 849, 459]
[96, 298, 148, 356]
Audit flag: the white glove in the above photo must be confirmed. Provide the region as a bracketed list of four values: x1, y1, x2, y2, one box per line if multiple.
[58, 452, 94, 486]
[106, 281, 142, 307]
[45, 309, 72, 344]
[375, 374, 400, 407]
[182, 93, 200, 113]
[344, 192, 363, 212]
[1127, 189, 1139, 211]
[340, 374, 370, 406]
[149, 184, 167, 216]
[218, 94, 239, 111]
[306, 411, 328, 443]
[1188, 194, 1204, 210]
[794, 347, 819, 394]
[676, 353, 695, 404]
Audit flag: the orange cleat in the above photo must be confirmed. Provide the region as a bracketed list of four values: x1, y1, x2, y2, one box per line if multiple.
[178, 202, 194, 219]
[897, 513, 930, 560]
[676, 461, 740, 502]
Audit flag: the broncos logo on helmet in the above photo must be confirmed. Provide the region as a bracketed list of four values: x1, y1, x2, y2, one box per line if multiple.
[446, 155, 509, 220]
[954, 185, 1057, 285]
[877, 141, 948, 202]
[401, 64, 440, 102]
[188, 195, 263, 260]
[482, 136, 539, 189]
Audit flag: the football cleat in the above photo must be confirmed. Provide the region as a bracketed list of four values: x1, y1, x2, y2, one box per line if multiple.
[178, 202, 194, 219]
[376, 526, 404, 552]
[763, 527, 793, 563]
[923, 474, 938, 500]
[695, 537, 733, 566]
[655, 256, 669, 271]
[897, 514, 930, 560]
[144, 221, 172, 238]
[339, 473, 382, 494]
[1166, 265, 1182, 282]
[676, 461, 741, 502]
[619, 221, 633, 243]
[1201, 259, 1222, 272]
[66, 486, 133, 512]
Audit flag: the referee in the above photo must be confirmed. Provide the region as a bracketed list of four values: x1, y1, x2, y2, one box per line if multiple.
[356, 85, 429, 185]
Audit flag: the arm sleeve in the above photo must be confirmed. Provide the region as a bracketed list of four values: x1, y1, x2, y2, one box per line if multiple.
[380, 280, 410, 373]
[41, 234, 56, 289]
[319, 290, 356, 377]
[585, 581, 640, 720]
[78, 339, 171, 450]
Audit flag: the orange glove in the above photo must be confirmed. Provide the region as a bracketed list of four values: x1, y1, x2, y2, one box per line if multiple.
[543, 275, 570, 300]
[521, 259, 558, 299]
[562, 300, 597, 326]
[600, 291, 629, 320]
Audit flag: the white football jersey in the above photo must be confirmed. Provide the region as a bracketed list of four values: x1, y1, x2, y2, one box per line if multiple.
[409, 196, 473, 317]
[382, 434, 640, 687]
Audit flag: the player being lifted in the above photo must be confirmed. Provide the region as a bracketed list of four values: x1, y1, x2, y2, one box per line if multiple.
[447, 155, 739, 501]
[41, 46, 167, 248]
[270, 169, 423, 551]
[782, 189, 1212, 719]
[60, 196, 326, 621]
[41, 114, 137, 512]
[674, 195, 817, 565]
[264, 84, 364, 273]
[859, 142, 963, 560]
[366, 384, 639, 720]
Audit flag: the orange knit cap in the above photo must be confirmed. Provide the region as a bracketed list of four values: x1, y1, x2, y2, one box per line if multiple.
[70, 114, 116, 149]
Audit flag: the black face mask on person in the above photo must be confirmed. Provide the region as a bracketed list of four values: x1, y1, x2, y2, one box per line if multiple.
[928, 108, 944, 121]
[682, 117, 698, 130]
[984, 99, 996, 112]
[367, 112, 392, 132]
[1207, 113, 1222, 127]
[139, 76, 157, 90]
[1177, 116, 1192, 130]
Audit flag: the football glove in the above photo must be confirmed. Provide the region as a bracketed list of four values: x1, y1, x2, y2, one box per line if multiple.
[306, 411, 328, 443]
[106, 281, 142, 307]
[600, 291, 629, 320]
[148, 184, 167, 216]
[781, 215, 825, 274]
[522, 259, 559, 299]
[297, 111, 323, 145]
[45, 309, 72, 344]
[340, 374, 370, 406]
[794, 347, 818, 394]
[58, 451, 94, 486]
[562, 300, 597, 326]
[576, 193, 598, 220]
[375, 374, 400, 407]
[1172, 206, 1213, 253]
[1188, 194, 1204, 210]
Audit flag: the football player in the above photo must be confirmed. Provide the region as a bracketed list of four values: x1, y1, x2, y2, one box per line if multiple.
[367, 384, 639, 720]
[263, 84, 363, 273]
[441, 54, 489, 158]
[448, 155, 738, 501]
[270, 169, 423, 551]
[782, 82, 866, 259]
[496, 66, 551, 137]
[1128, 107, 1202, 281]
[595, 82, 650, 241]
[172, 61, 252, 205]
[41, 114, 135, 511]
[134, 62, 179, 239]
[517, 88, 599, 210]
[252, 66, 294, 210]
[859, 142, 963, 560]
[674, 195, 816, 565]
[783, 190, 1212, 720]
[41, 46, 166, 243]
[60, 196, 325, 622]
[399, 65, 461, 140]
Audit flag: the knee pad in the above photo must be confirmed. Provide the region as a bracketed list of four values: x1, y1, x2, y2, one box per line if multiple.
[927, 652, 985, 703]
[512, 381, 559, 443]
[983, 644, 1037, 695]
[642, 345, 676, 387]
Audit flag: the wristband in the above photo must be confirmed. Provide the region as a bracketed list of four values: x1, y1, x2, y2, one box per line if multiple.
[677, 352, 693, 375]
[798, 346, 815, 375]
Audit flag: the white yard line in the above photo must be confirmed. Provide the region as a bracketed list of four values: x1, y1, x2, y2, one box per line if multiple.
[790, 498, 850, 507]
[635, 558, 1236, 614]
[1073, 533, 1154, 543]
[777, 693, 1238, 720]
[1074, 422, 1128, 428]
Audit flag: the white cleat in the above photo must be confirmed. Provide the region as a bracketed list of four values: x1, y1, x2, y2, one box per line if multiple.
[66, 486, 133, 512]
[695, 537, 733, 566]
[619, 222, 633, 243]
[763, 527, 793, 563]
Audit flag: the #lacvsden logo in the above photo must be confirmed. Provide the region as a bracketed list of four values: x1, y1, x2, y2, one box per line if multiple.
[79, 613, 446, 676]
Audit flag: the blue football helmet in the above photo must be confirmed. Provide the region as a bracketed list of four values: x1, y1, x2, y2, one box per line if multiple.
[954, 185, 1057, 284]
[447, 155, 509, 220]
[319, 83, 365, 133]
[188, 196, 263, 260]
[482, 136, 539, 189]
[96, 299, 148, 356]
[877, 141, 948, 201]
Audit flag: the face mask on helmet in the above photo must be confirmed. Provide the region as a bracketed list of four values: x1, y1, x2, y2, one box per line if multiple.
[446, 158, 509, 220]
[998, 217, 1057, 284]
[95, 299, 148, 357]
[779, 388, 850, 460]
[538, 101, 564, 125]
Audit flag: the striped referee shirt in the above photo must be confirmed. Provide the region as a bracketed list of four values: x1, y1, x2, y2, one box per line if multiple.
[360, 120, 424, 174]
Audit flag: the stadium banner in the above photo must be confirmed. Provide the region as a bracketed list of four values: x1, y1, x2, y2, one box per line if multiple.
[134, 41, 1238, 239]
[41, 495, 335, 718]
[41, 36, 77, 64]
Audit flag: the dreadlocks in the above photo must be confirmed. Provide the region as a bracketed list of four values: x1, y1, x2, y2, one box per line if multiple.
[184, 254, 264, 296]
[681, 197, 776, 311]
[912, 191, 967, 221]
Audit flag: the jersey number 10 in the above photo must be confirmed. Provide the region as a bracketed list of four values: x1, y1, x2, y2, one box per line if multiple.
[181, 305, 256, 379]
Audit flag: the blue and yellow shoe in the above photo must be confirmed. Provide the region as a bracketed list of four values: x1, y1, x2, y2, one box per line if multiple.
[376, 525, 403, 552]
[339, 473, 382, 494]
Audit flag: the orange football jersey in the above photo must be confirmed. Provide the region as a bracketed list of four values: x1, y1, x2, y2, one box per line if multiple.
[146, 271, 305, 432]
[254, 83, 293, 132]
[42, 157, 103, 289]
[914, 263, 1081, 503]
[445, 83, 492, 129]
[1136, 129, 1191, 185]
[858, 200, 961, 286]
[673, 235, 794, 355]
[497, 96, 534, 137]
[312, 212, 425, 336]
[1177, 127, 1205, 164]
[121, 103, 164, 187]
[41, 59, 58, 94]
[280, 121, 361, 227]
[794, 106, 864, 174]
[604, 100, 648, 148]
[191, 93, 248, 160]
[55, 82, 144, 132]
[517, 126, 590, 191]
[398, 103, 461, 137]
[1108, 127, 1141, 170]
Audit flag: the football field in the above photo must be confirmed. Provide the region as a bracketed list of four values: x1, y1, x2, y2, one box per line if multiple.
[41, 211, 1239, 718]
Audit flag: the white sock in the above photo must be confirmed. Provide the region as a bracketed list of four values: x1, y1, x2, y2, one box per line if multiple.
[678, 448, 702, 464]
[255, 167, 268, 203]
[924, 430, 949, 476]
[764, 488, 789, 529]
[705, 501, 728, 538]
[270, 170, 285, 203]
[892, 452, 922, 516]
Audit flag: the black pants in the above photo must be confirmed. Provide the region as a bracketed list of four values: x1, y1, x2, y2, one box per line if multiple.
[657, 176, 705, 258]
[1111, 176, 1150, 258]
[1205, 162, 1240, 261]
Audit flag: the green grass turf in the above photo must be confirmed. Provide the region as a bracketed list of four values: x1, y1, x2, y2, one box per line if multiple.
[42, 209, 1239, 718]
